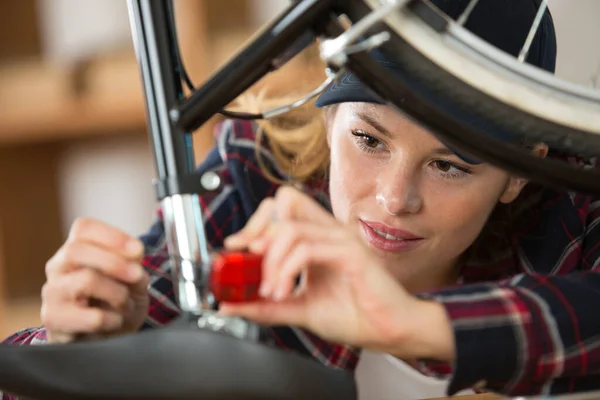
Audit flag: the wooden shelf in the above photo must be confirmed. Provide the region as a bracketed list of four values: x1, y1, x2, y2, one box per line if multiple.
[0, 53, 147, 145]
[0, 0, 327, 147]
[0, 297, 41, 339]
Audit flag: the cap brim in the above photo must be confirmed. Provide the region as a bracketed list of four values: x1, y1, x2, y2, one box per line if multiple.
[314, 70, 385, 108]
[314, 66, 484, 165]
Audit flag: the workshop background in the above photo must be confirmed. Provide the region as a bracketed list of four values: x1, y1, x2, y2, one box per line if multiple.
[0, 0, 597, 338]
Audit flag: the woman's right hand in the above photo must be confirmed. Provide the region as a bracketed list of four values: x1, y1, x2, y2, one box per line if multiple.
[41, 218, 150, 344]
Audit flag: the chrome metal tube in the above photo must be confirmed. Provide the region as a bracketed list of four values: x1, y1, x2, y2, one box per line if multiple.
[161, 194, 212, 314]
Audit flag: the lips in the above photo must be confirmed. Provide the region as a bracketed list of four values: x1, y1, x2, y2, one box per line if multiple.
[359, 220, 424, 252]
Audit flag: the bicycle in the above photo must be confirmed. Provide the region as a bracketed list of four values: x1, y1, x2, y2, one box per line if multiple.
[0, 0, 599, 399]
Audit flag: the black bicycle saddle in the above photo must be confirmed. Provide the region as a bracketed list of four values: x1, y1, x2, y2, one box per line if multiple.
[0, 318, 357, 400]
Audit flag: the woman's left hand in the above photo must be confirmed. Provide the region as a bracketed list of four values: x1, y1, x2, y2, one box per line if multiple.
[221, 186, 455, 361]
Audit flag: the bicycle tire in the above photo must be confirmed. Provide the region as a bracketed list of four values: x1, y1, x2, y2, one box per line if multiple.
[0, 318, 356, 400]
[335, 0, 600, 194]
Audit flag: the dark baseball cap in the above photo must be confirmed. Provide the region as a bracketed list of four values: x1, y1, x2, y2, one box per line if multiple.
[315, 0, 557, 164]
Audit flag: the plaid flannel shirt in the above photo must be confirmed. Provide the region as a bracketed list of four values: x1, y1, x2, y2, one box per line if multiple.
[4, 119, 600, 398]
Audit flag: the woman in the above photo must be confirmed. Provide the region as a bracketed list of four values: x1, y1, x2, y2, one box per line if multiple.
[5, 1, 600, 399]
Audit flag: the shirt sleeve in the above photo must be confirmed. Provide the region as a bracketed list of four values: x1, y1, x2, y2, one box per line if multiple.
[1, 120, 247, 344]
[1, 119, 359, 379]
[422, 194, 600, 397]
[0, 213, 185, 346]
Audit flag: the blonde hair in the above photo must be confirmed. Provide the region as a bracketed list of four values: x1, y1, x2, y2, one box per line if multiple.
[232, 45, 332, 184]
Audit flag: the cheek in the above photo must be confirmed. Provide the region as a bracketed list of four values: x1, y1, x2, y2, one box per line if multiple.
[328, 134, 369, 223]
[427, 183, 503, 258]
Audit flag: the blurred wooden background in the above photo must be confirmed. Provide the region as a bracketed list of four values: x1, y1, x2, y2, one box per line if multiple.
[0, 0, 598, 342]
[0, 0, 325, 338]
[0, 2, 598, 400]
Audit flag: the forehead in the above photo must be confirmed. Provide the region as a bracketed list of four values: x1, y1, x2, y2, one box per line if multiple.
[341, 102, 435, 138]
[337, 102, 481, 163]
[345, 102, 384, 117]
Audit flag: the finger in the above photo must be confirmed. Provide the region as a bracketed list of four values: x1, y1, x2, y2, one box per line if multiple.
[45, 241, 144, 284]
[42, 302, 124, 340]
[219, 295, 308, 327]
[247, 188, 338, 254]
[68, 217, 144, 260]
[224, 197, 275, 249]
[273, 186, 336, 225]
[260, 221, 331, 297]
[267, 233, 362, 300]
[43, 268, 131, 313]
[272, 243, 311, 301]
[129, 268, 151, 296]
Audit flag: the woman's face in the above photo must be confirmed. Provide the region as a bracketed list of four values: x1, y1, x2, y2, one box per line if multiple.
[327, 103, 528, 292]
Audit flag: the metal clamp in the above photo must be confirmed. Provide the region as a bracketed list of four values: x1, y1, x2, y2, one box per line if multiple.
[319, 0, 409, 68]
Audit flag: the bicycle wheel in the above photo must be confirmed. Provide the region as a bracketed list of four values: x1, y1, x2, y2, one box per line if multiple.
[330, 0, 600, 194]
[0, 317, 356, 400]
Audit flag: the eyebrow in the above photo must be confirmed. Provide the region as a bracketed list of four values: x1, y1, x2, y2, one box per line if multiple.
[356, 111, 392, 138]
[356, 111, 458, 158]
[431, 148, 455, 156]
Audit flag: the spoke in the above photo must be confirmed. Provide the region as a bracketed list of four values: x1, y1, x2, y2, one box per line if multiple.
[456, 0, 481, 26]
[517, 0, 549, 63]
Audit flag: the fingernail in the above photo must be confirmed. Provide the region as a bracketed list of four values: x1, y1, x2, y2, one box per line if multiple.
[128, 263, 144, 281]
[224, 234, 242, 247]
[273, 289, 284, 301]
[273, 286, 286, 301]
[126, 239, 144, 257]
[248, 239, 265, 253]
[259, 282, 271, 298]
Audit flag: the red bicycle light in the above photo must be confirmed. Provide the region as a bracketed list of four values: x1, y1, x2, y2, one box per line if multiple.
[210, 251, 263, 303]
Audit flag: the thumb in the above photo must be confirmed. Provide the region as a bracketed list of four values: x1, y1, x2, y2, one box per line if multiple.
[219, 296, 308, 327]
[274, 186, 334, 225]
[129, 269, 150, 297]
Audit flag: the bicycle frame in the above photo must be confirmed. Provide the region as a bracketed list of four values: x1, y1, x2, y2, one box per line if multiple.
[126, 0, 600, 333]
[126, 0, 346, 333]
[0, 1, 599, 399]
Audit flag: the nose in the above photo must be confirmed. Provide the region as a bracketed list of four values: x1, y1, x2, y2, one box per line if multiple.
[375, 166, 423, 215]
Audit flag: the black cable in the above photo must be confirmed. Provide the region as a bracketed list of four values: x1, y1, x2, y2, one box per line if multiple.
[165, 0, 194, 94]
[166, 1, 265, 121]
[219, 109, 265, 120]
